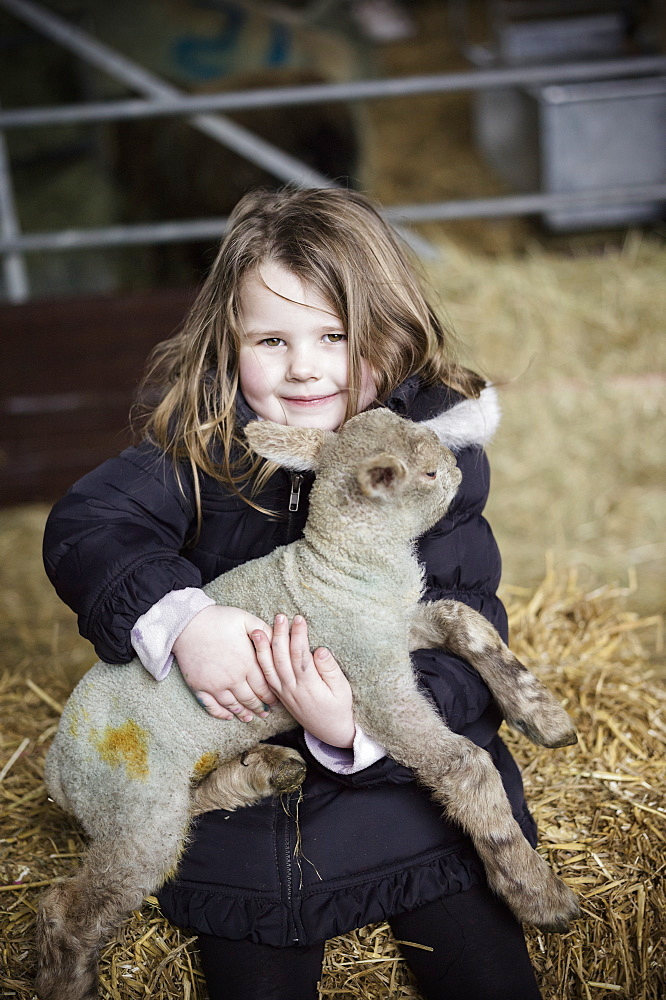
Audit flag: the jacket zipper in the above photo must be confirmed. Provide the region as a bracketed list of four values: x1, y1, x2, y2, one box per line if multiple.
[288, 473, 303, 512]
[285, 472, 304, 543]
[282, 473, 306, 944]
[283, 801, 299, 944]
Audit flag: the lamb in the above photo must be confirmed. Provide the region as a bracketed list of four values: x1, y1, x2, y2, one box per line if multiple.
[36, 407, 580, 1000]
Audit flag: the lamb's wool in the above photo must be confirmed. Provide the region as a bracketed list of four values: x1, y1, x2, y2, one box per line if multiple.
[37, 407, 578, 1000]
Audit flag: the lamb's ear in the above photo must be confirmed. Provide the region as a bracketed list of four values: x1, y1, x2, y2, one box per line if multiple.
[245, 421, 332, 471]
[357, 453, 407, 499]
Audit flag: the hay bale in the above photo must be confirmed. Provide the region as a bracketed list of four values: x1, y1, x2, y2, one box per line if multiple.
[422, 235, 666, 619]
[0, 506, 663, 999]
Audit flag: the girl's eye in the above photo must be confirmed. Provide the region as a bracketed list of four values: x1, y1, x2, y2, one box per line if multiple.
[323, 333, 346, 344]
[261, 337, 284, 348]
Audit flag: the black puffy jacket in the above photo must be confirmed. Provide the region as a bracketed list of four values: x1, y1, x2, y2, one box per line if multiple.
[43, 377, 536, 946]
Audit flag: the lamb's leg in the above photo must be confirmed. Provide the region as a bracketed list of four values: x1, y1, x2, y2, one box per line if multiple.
[35, 789, 191, 1000]
[355, 682, 580, 932]
[190, 744, 307, 816]
[410, 600, 577, 748]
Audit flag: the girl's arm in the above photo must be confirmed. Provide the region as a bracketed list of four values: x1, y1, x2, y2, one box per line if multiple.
[43, 442, 202, 664]
[43, 442, 278, 719]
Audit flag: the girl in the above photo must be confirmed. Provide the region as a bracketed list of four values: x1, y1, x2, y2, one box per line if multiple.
[43, 187, 543, 1000]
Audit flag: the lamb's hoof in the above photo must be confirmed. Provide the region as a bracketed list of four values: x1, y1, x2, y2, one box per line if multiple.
[272, 756, 308, 793]
[507, 711, 578, 749]
[36, 967, 98, 1000]
[35, 889, 100, 1000]
[531, 886, 582, 934]
[493, 862, 581, 933]
[243, 745, 307, 795]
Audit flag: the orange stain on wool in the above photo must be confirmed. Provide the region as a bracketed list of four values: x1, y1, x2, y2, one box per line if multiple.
[92, 719, 150, 780]
[192, 751, 220, 780]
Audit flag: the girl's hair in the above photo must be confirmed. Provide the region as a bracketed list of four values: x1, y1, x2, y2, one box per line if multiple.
[136, 187, 484, 511]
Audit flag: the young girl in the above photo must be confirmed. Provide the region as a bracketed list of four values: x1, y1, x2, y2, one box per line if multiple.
[43, 188, 543, 1000]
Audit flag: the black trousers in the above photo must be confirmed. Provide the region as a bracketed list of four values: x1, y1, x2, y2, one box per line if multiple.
[197, 884, 543, 1000]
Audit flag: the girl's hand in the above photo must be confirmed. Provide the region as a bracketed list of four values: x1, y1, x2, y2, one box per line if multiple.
[251, 614, 355, 748]
[172, 605, 279, 721]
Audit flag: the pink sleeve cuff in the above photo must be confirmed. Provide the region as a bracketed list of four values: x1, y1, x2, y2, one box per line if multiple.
[303, 725, 386, 774]
[131, 588, 215, 680]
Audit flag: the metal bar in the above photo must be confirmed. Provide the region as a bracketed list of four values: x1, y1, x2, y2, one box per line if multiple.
[1, 185, 664, 254]
[0, 56, 665, 129]
[0, 100, 29, 302]
[0, 218, 230, 252]
[498, 0, 620, 16]
[386, 185, 666, 223]
[0, 0, 434, 257]
[0, 0, 333, 188]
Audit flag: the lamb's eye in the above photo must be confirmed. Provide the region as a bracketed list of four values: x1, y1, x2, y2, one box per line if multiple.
[425, 471, 437, 479]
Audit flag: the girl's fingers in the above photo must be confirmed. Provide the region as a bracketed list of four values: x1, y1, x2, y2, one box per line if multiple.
[225, 680, 272, 721]
[194, 691, 235, 721]
[252, 613, 317, 689]
[313, 646, 352, 694]
[267, 613, 302, 682]
[271, 614, 293, 668]
[313, 646, 335, 674]
[250, 627, 272, 663]
[207, 686, 254, 722]
[251, 628, 282, 689]
[289, 615, 313, 672]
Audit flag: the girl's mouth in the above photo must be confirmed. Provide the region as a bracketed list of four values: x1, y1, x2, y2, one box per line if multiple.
[281, 394, 339, 407]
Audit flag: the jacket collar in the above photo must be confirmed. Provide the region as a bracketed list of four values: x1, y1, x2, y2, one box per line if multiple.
[235, 389, 259, 429]
[383, 375, 422, 415]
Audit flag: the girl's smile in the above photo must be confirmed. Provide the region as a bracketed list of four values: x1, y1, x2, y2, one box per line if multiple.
[281, 393, 339, 405]
[238, 262, 376, 430]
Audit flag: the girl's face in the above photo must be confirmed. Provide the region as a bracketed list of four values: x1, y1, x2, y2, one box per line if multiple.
[237, 262, 376, 430]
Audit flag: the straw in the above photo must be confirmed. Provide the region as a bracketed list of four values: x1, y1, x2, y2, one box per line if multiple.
[1, 557, 663, 999]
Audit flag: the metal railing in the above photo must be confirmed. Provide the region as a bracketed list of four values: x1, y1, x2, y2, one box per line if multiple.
[1, 0, 665, 302]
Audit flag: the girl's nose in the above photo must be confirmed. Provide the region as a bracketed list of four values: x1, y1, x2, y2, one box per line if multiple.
[287, 348, 319, 381]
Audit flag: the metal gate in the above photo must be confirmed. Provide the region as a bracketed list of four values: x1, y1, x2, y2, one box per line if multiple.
[1, 0, 665, 302]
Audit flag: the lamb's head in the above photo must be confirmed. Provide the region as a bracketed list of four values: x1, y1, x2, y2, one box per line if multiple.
[245, 408, 462, 540]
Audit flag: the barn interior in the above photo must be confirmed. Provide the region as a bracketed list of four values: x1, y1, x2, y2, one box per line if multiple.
[1, 2, 664, 998]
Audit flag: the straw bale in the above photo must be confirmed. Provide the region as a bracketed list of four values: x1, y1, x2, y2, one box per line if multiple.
[0, 501, 663, 998]
[421, 235, 666, 620]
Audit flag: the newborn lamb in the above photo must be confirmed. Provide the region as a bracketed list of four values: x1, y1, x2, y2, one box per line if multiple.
[36, 408, 580, 1000]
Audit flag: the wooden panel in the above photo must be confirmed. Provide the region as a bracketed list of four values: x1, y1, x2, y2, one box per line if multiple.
[1, 288, 195, 506]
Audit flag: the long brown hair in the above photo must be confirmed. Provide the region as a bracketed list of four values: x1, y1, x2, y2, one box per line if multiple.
[135, 187, 483, 512]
